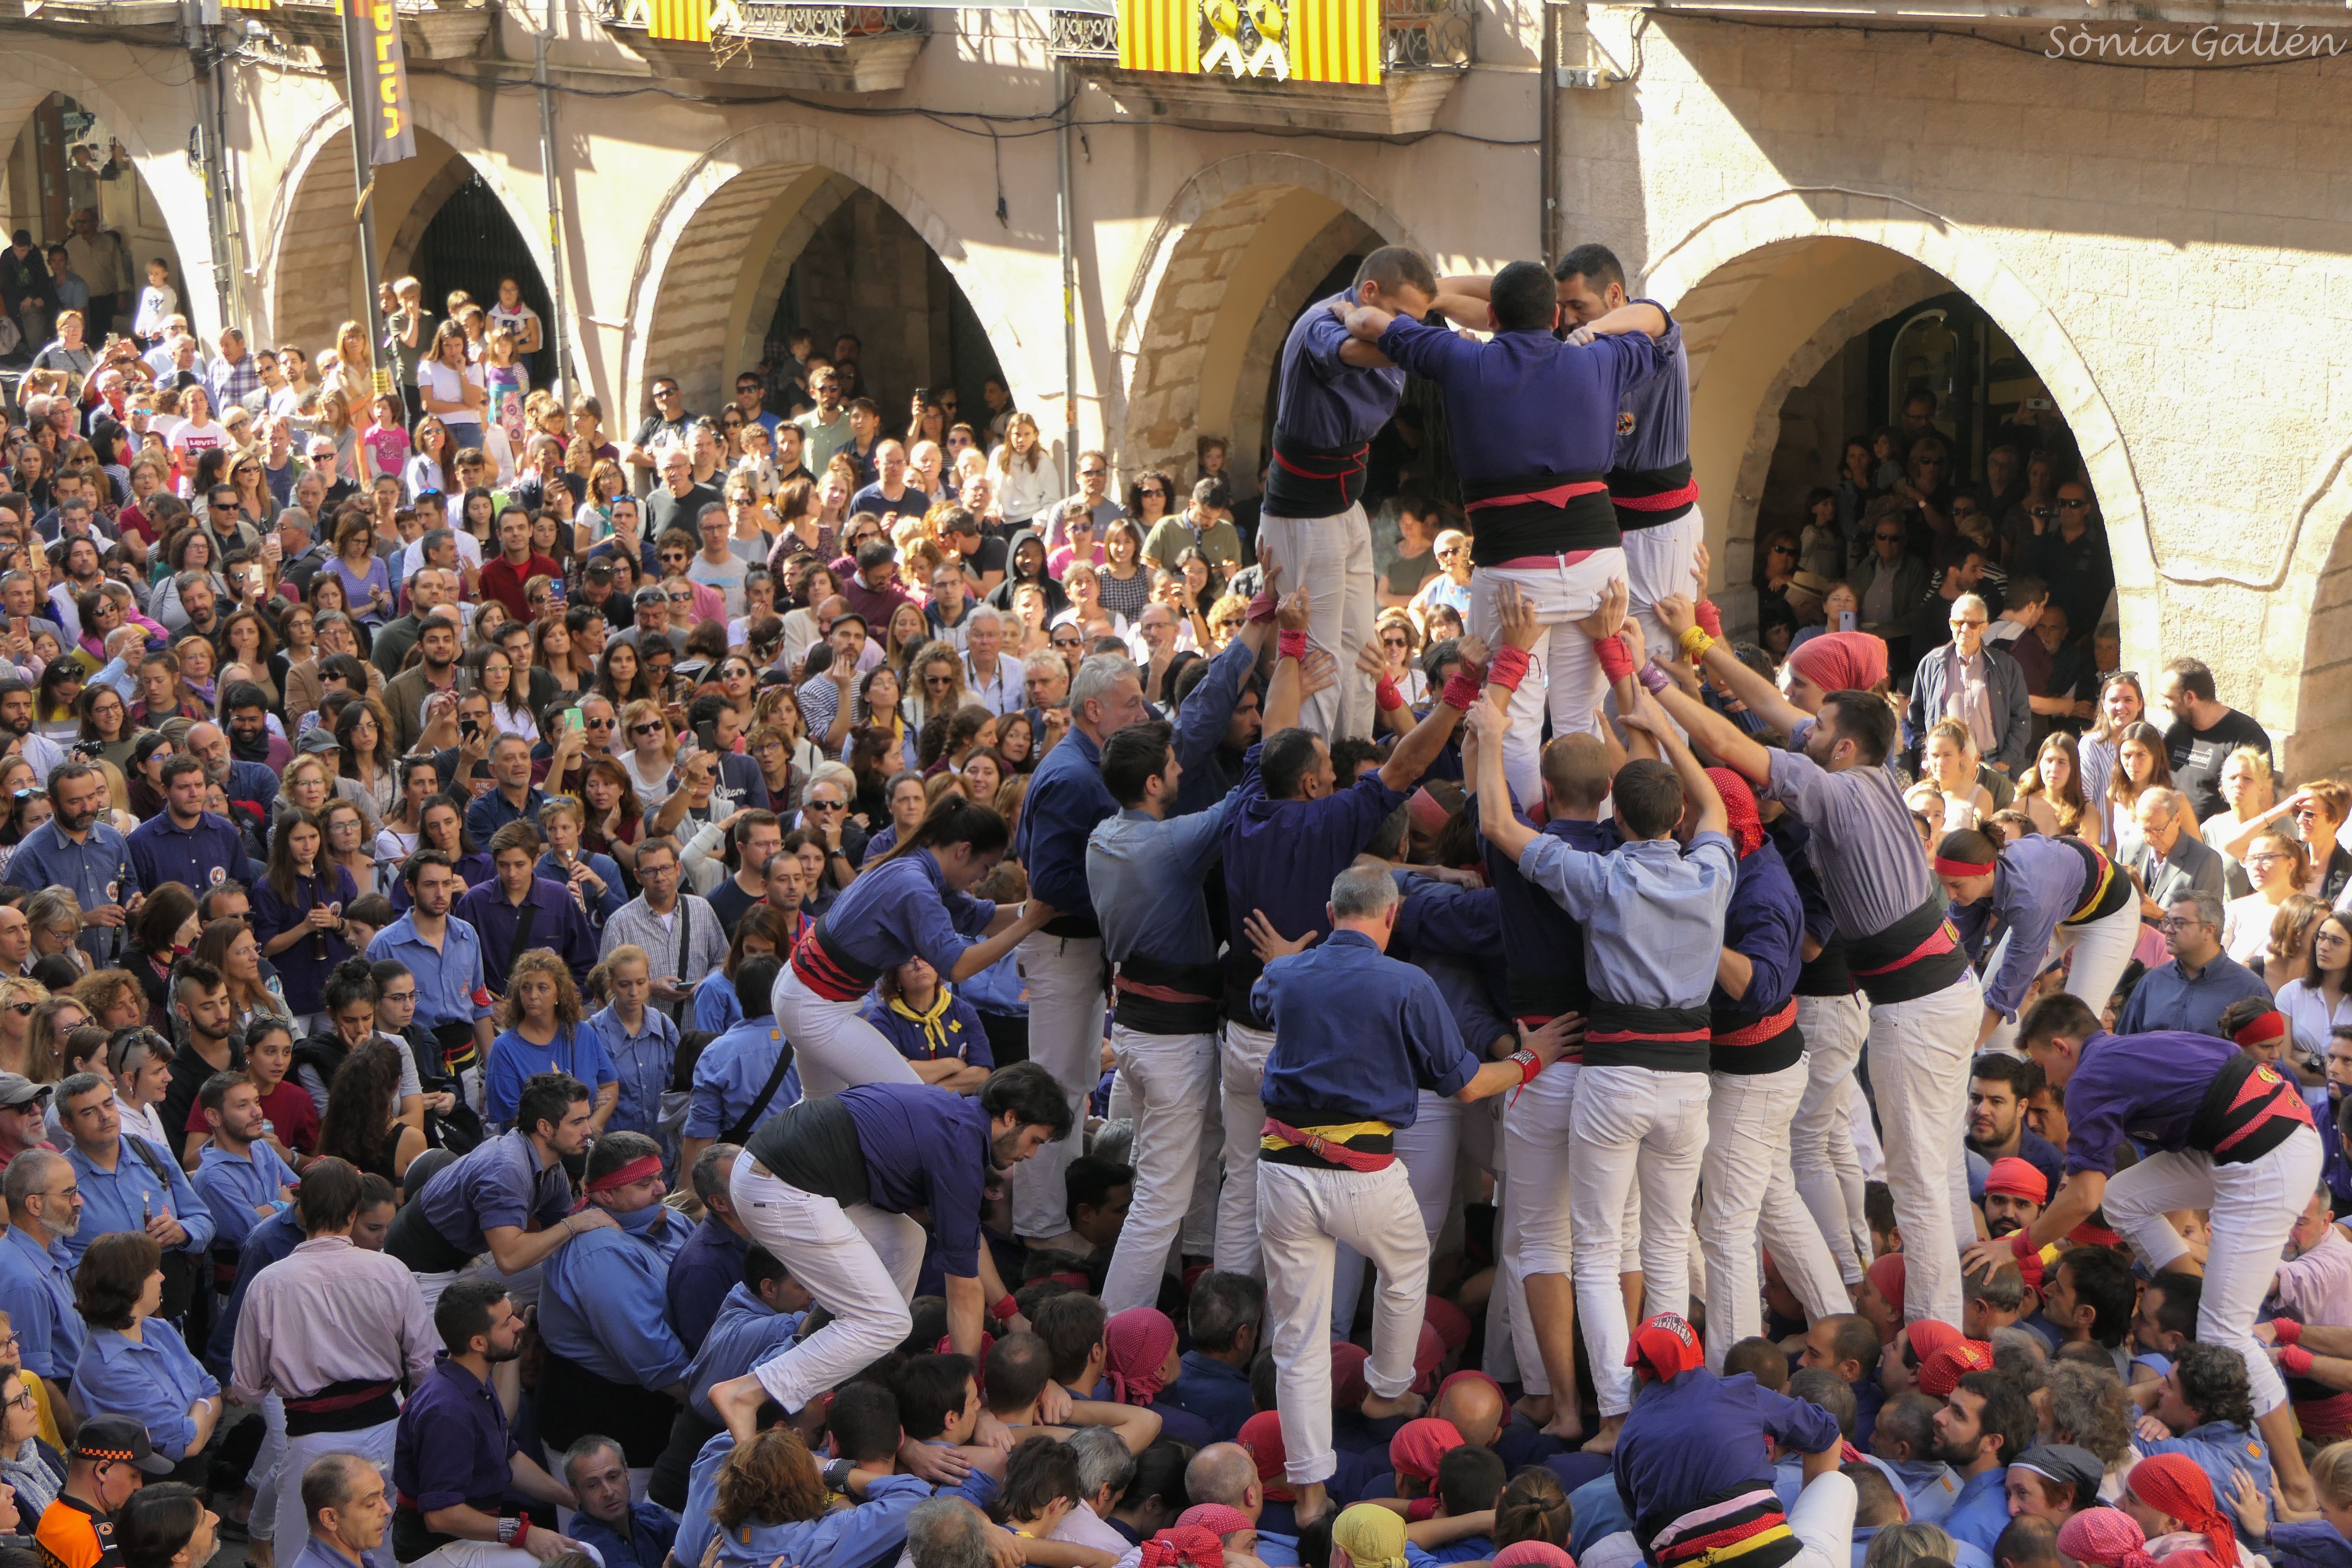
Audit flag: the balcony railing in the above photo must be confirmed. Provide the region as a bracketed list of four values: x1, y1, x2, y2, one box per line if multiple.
[705, 1, 926, 42]
[591, 0, 928, 85]
[1049, 0, 1471, 68]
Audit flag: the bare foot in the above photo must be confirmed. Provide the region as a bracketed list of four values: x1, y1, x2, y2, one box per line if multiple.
[1360, 1390, 1425, 1421]
[1541, 1409, 1585, 1442]
[1581, 1415, 1625, 1455]
[1513, 1394, 1553, 1426]
[710, 1372, 769, 1445]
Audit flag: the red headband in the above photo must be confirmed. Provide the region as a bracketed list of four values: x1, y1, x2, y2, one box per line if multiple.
[2234, 1011, 2289, 1048]
[1934, 854, 1997, 879]
[574, 1155, 661, 1210]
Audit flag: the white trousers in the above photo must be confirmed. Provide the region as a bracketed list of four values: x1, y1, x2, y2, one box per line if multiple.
[268, 1420, 396, 1568]
[1700, 1060, 1851, 1369]
[1468, 549, 1627, 811]
[1789, 993, 1872, 1284]
[1014, 933, 1106, 1239]
[729, 1150, 923, 1412]
[1500, 1061, 1642, 1396]
[1981, 900, 2142, 1055]
[1214, 1022, 1277, 1276]
[1864, 972, 1984, 1328]
[1323, 1088, 1468, 1339]
[1099, 1024, 1222, 1314]
[1621, 508, 1703, 660]
[1259, 1160, 1425, 1487]
[2101, 1121, 2323, 1417]
[1569, 1064, 1711, 1416]
[1259, 504, 1377, 742]
[774, 967, 920, 1099]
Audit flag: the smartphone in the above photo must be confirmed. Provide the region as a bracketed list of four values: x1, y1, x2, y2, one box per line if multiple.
[1838, 610, 1856, 633]
[695, 720, 721, 755]
[548, 576, 567, 606]
[459, 717, 482, 742]
[2023, 397, 2055, 412]
[562, 708, 585, 734]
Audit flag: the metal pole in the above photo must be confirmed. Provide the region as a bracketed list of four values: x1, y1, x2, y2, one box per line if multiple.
[1056, 56, 1078, 492]
[184, 0, 236, 333]
[337, 0, 385, 380]
[535, 0, 572, 399]
[1538, 2, 1558, 265]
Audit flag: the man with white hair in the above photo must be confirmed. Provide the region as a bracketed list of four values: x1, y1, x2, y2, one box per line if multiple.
[961, 607, 1021, 715]
[1904, 591, 2030, 777]
[1253, 863, 1571, 1525]
[1011, 652, 1150, 1251]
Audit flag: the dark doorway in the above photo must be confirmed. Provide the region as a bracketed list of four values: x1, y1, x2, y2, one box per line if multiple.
[412, 172, 557, 389]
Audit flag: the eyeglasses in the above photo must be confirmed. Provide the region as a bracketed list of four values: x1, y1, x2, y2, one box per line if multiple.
[805, 799, 845, 812]
[2156, 917, 2206, 932]
[1949, 619, 1988, 630]
[666, 591, 695, 604]
[2057, 498, 2091, 509]
[1874, 532, 1904, 544]
[1381, 636, 1411, 650]
[1770, 545, 1795, 557]
[1138, 487, 1164, 499]
[583, 716, 613, 729]
[2247, 852, 2291, 865]
[4, 1004, 34, 1017]
[380, 989, 416, 1005]
[629, 722, 663, 735]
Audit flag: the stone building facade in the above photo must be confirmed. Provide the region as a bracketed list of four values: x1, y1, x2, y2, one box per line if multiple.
[11, 0, 2352, 764]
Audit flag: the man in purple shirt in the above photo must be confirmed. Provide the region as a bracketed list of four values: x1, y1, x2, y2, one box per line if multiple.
[1259, 245, 1436, 743]
[1336, 259, 1669, 808]
[1969, 992, 2323, 1509]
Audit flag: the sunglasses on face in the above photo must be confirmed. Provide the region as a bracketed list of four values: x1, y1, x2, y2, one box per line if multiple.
[630, 722, 662, 735]
[806, 799, 844, 812]
[1770, 545, 1795, 557]
[1875, 532, 1904, 543]
[2057, 498, 2090, 509]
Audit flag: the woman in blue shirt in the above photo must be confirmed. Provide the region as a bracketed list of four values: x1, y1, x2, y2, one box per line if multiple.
[693, 904, 788, 1036]
[250, 806, 360, 1025]
[484, 950, 616, 1130]
[858, 956, 991, 1093]
[69, 1231, 222, 1466]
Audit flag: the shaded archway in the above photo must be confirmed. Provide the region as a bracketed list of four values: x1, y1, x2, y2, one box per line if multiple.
[1114, 155, 1414, 482]
[263, 111, 557, 379]
[1642, 191, 2150, 665]
[0, 92, 185, 344]
[623, 123, 1035, 433]
[0, 53, 212, 337]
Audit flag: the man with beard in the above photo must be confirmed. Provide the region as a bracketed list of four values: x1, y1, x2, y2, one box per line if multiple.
[383, 1072, 614, 1311]
[6, 761, 139, 967]
[366, 853, 497, 1139]
[128, 753, 256, 896]
[1980, 1159, 2045, 1240]
[231, 1157, 435, 1568]
[186, 717, 280, 827]
[0, 1148, 85, 1390]
[1930, 1369, 2038, 1555]
[536, 1132, 692, 1492]
[706, 1062, 1075, 1441]
[221, 684, 292, 774]
[385, 617, 464, 756]
[1967, 1055, 2064, 1210]
[391, 1280, 591, 1568]
[373, 565, 450, 679]
[0, 677, 64, 778]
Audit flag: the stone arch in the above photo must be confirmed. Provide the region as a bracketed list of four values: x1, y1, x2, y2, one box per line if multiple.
[1638, 187, 2155, 667]
[0, 51, 215, 334]
[260, 105, 558, 365]
[1113, 155, 1417, 481]
[621, 122, 1036, 426]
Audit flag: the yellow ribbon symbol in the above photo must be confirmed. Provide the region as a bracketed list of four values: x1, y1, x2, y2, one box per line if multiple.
[1202, 0, 1246, 75]
[1245, 0, 1289, 78]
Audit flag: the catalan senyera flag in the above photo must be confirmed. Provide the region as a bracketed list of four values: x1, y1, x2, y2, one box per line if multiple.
[1119, 0, 1198, 74]
[221, 0, 270, 13]
[1290, 0, 1380, 83]
[649, 0, 711, 42]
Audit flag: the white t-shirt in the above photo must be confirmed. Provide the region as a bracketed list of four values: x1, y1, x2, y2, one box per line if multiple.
[418, 359, 485, 431]
[168, 418, 228, 492]
[487, 301, 539, 344]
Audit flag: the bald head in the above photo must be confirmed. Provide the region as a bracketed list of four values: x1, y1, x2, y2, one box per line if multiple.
[1433, 1376, 1506, 1449]
[1185, 1445, 1262, 1521]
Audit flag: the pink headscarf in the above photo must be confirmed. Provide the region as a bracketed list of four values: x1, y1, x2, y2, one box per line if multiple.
[1785, 631, 1888, 695]
[1104, 1307, 1178, 1405]
[1494, 1546, 1576, 1568]
[2055, 1509, 2165, 1568]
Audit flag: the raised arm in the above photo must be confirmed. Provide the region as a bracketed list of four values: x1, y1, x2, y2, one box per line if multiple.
[1569, 302, 1669, 341]
[1262, 586, 1312, 735]
[1627, 686, 1725, 840]
[1466, 698, 1536, 864]
[1647, 676, 1776, 788]
[1653, 593, 1813, 741]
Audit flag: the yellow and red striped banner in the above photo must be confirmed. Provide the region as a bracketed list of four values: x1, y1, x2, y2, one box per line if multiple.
[1118, 0, 1197, 74]
[1291, 0, 1379, 82]
[648, 0, 710, 42]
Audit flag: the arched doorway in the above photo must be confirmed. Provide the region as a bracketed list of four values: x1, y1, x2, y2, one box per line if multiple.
[624, 125, 1032, 444]
[0, 91, 186, 345]
[760, 184, 1004, 443]
[265, 121, 556, 389]
[1640, 198, 2150, 705]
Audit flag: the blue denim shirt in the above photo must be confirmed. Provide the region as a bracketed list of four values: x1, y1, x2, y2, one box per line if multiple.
[73, 1320, 221, 1459]
[0, 1225, 83, 1380]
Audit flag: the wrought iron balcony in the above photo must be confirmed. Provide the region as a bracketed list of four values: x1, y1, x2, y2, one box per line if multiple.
[1049, 0, 1471, 69]
[243, 0, 490, 60]
[592, 0, 928, 89]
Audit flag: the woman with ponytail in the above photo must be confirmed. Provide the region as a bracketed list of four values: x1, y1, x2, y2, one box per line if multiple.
[1936, 818, 2141, 1053]
[775, 793, 1060, 1097]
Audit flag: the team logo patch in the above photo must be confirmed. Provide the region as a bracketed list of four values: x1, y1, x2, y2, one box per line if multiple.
[210, 867, 226, 885]
[1616, 411, 1636, 436]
